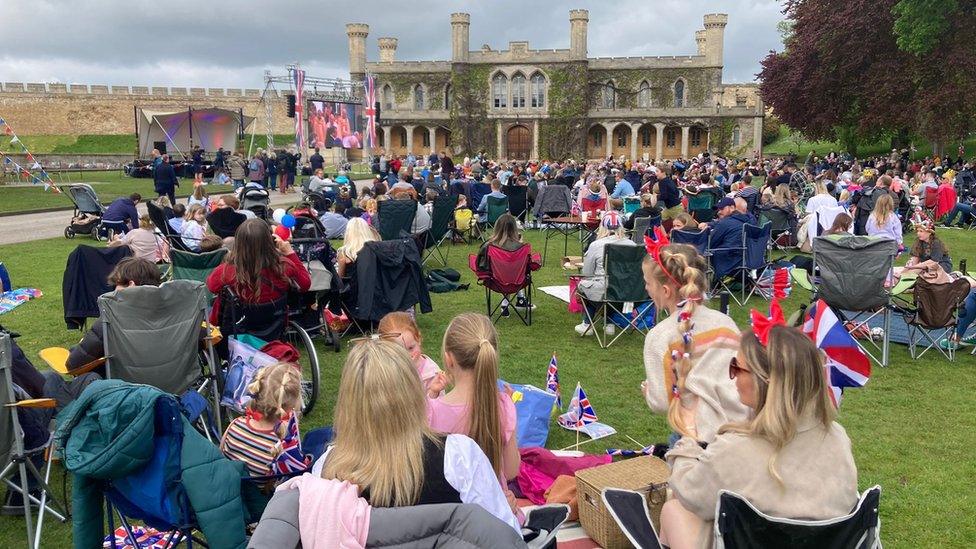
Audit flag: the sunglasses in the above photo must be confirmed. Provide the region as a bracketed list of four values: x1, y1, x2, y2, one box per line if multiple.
[728, 356, 751, 380]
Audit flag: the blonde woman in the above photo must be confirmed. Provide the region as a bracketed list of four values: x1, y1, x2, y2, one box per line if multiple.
[336, 217, 379, 278]
[865, 193, 903, 247]
[640, 244, 748, 443]
[659, 325, 859, 549]
[311, 339, 519, 531]
[576, 212, 636, 336]
[804, 179, 837, 216]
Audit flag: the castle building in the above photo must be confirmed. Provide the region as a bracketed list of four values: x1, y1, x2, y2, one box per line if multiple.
[347, 9, 764, 161]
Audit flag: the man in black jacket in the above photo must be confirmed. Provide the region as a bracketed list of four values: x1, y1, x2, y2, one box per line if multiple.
[153, 154, 178, 204]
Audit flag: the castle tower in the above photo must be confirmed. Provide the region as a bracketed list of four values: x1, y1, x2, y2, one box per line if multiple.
[451, 13, 470, 63]
[346, 23, 369, 80]
[569, 9, 589, 60]
[695, 30, 707, 56]
[378, 37, 398, 63]
[702, 13, 728, 67]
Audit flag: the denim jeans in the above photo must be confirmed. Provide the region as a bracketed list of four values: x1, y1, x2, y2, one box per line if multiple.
[943, 203, 974, 226]
[956, 289, 976, 339]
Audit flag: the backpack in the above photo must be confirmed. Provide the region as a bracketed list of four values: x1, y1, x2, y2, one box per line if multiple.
[248, 159, 261, 173]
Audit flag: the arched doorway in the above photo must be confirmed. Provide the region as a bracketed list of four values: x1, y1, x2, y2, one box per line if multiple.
[587, 126, 606, 159]
[506, 125, 530, 160]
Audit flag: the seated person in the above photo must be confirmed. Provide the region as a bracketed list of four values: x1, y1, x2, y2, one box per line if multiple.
[65, 258, 162, 375]
[734, 196, 758, 225]
[660, 324, 858, 548]
[476, 179, 507, 222]
[898, 220, 952, 281]
[207, 198, 249, 239]
[307, 169, 332, 194]
[707, 197, 752, 277]
[623, 193, 661, 230]
[576, 213, 637, 336]
[475, 214, 534, 315]
[180, 204, 209, 252]
[577, 179, 608, 207]
[168, 203, 187, 233]
[311, 339, 519, 532]
[406, 191, 432, 234]
[108, 214, 168, 263]
[320, 203, 350, 239]
[608, 171, 636, 210]
[218, 194, 257, 219]
[102, 193, 141, 233]
[220, 362, 309, 477]
[671, 212, 700, 233]
[336, 217, 379, 278]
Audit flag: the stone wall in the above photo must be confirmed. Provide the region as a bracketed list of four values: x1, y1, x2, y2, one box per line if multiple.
[0, 82, 293, 136]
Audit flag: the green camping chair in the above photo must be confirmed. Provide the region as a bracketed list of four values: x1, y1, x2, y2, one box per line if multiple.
[170, 248, 228, 305]
[687, 193, 715, 223]
[576, 243, 654, 349]
[377, 199, 418, 241]
[423, 195, 458, 266]
[479, 195, 510, 242]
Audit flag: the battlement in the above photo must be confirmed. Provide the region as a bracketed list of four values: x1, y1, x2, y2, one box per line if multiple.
[0, 82, 265, 97]
[587, 55, 707, 69]
[365, 61, 452, 72]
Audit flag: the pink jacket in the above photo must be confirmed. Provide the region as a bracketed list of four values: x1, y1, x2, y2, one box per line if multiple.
[276, 475, 371, 549]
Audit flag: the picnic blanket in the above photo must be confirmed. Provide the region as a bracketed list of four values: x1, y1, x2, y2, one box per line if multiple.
[0, 288, 42, 315]
[540, 285, 572, 303]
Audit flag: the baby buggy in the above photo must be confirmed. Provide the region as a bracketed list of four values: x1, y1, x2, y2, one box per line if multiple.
[240, 186, 271, 220]
[62, 184, 107, 240]
[288, 210, 343, 354]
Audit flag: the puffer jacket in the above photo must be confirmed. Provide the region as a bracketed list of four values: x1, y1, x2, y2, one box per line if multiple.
[248, 490, 527, 548]
[56, 380, 253, 549]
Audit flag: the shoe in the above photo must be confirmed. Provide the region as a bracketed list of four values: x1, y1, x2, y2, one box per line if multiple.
[604, 324, 617, 336]
[960, 334, 976, 346]
[938, 338, 959, 351]
[575, 322, 594, 336]
[515, 296, 537, 310]
[457, 283, 470, 291]
[500, 306, 511, 318]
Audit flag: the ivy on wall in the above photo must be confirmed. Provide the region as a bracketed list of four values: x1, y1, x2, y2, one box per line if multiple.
[708, 117, 751, 157]
[376, 73, 451, 107]
[538, 62, 590, 160]
[588, 68, 712, 109]
[449, 64, 494, 157]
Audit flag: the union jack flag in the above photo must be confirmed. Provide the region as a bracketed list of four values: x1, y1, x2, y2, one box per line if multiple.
[271, 414, 310, 475]
[545, 354, 561, 410]
[802, 299, 872, 408]
[291, 68, 306, 151]
[558, 383, 598, 429]
[363, 74, 378, 149]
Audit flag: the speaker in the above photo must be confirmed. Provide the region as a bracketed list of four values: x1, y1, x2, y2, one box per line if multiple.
[375, 101, 381, 125]
[286, 94, 296, 118]
[153, 141, 167, 154]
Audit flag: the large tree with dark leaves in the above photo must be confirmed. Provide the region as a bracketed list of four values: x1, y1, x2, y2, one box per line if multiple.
[759, 0, 976, 154]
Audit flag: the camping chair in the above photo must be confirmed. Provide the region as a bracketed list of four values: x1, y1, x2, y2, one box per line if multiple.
[0, 332, 69, 549]
[630, 216, 652, 245]
[502, 185, 529, 223]
[922, 186, 939, 220]
[903, 278, 972, 361]
[759, 206, 798, 259]
[794, 235, 899, 367]
[623, 196, 641, 215]
[743, 223, 773, 303]
[687, 192, 715, 222]
[469, 244, 538, 326]
[535, 185, 575, 265]
[577, 243, 653, 348]
[707, 225, 747, 306]
[602, 488, 662, 549]
[478, 195, 510, 242]
[714, 486, 882, 549]
[206, 208, 247, 239]
[99, 280, 222, 433]
[452, 207, 475, 244]
[422, 194, 458, 266]
[377, 198, 417, 240]
[147, 201, 194, 253]
[671, 228, 710, 256]
[170, 248, 228, 304]
[470, 182, 492, 217]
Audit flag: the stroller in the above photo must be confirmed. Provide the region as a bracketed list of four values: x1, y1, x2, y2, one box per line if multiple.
[289, 211, 342, 354]
[240, 186, 271, 220]
[62, 184, 107, 240]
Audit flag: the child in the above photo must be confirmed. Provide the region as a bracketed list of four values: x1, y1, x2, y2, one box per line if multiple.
[188, 183, 210, 210]
[865, 193, 903, 248]
[427, 313, 520, 483]
[220, 362, 308, 477]
[378, 312, 447, 397]
[180, 204, 208, 252]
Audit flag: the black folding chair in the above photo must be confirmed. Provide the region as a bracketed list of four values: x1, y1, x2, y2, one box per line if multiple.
[422, 194, 458, 266]
[503, 185, 529, 223]
[377, 199, 417, 241]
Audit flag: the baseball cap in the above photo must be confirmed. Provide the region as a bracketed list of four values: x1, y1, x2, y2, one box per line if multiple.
[716, 197, 735, 209]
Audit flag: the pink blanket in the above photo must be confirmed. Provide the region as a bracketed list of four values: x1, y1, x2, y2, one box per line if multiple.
[517, 447, 611, 505]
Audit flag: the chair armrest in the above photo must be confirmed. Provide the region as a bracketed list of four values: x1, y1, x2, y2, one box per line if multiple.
[891, 274, 917, 296]
[5, 398, 56, 409]
[791, 269, 813, 292]
[39, 347, 105, 376]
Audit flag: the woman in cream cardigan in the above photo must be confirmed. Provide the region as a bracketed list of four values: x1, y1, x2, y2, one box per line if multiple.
[659, 323, 859, 549]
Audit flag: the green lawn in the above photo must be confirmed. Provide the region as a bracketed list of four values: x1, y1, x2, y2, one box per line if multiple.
[0, 227, 974, 547]
[764, 125, 976, 160]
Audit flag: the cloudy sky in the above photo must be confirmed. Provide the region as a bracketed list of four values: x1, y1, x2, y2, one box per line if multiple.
[0, 0, 785, 89]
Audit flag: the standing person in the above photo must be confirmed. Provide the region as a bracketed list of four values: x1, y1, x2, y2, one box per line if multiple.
[440, 150, 455, 178]
[283, 148, 300, 194]
[640, 242, 748, 443]
[265, 152, 278, 191]
[655, 164, 682, 229]
[248, 153, 265, 188]
[309, 147, 324, 174]
[659, 325, 858, 548]
[227, 151, 247, 190]
[213, 147, 226, 180]
[191, 146, 204, 186]
[153, 155, 178, 205]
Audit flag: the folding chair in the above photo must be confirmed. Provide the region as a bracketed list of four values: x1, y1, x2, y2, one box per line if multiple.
[147, 201, 194, 253]
[470, 182, 492, 214]
[577, 243, 654, 348]
[707, 224, 748, 306]
[422, 194, 458, 266]
[805, 235, 898, 367]
[99, 280, 223, 433]
[630, 216, 652, 245]
[714, 486, 882, 549]
[535, 185, 574, 265]
[743, 223, 772, 302]
[922, 186, 939, 221]
[170, 248, 228, 304]
[206, 208, 247, 239]
[602, 488, 662, 549]
[377, 198, 417, 240]
[469, 244, 538, 326]
[687, 192, 715, 222]
[0, 332, 69, 549]
[622, 196, 641, 215]
[904, 278, 972, 361]
[670, 228, 710, 256]
[759, 206, 798, 260]
[479, 195, 510, 242]
[502, 185, 529, 223]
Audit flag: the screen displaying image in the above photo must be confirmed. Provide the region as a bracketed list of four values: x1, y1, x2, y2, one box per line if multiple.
[308, 100, 363, 149]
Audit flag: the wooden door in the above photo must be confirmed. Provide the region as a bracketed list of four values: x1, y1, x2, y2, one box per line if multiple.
[506, 125, 530, 160]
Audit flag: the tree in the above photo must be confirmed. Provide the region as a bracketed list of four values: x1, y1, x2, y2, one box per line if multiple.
[759, 0, 976, 153]
[892, 0, 958, 55]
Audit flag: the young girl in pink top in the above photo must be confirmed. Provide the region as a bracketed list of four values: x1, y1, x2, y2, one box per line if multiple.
[378, 312, 446, 397]
[427, 313, 520, 482]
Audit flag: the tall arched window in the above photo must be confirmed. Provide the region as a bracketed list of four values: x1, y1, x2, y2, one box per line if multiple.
[413, 84, 425, 110]
[492, 73, 508, 108]
[674, 79, 685, 108]
[732, 126, 741, 147]
[603, 81, 615, 109]
[382, 84, 393, 111]
[530, 73, 545, 108]
[638, 81, 651, 108]
[444, 84, 452, 110]
[511, 73, 526, 108]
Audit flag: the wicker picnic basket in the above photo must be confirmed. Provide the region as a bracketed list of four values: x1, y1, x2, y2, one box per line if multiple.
[575, 455, 670, 549]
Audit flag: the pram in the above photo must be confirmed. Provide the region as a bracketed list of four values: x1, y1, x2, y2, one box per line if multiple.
[240, 186, 271, 220]
[62, 183, 107, 240]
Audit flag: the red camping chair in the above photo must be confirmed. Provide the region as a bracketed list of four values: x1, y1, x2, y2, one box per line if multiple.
[581, 197, 606, 229]
[468, 244, 540, 325]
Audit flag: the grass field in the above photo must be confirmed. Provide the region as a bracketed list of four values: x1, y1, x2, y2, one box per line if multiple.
[763, 125, 976, 159]
[0, 221, 975, 547]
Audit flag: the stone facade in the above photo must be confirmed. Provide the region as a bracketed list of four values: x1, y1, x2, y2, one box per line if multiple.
[350, 9, 763, 161]
[0, 82, 292, 138]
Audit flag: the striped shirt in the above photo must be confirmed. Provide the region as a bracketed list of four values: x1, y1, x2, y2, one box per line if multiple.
[220, 416, 281, 477]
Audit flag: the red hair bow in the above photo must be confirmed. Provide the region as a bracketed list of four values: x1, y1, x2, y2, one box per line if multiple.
[749, 299, 785, 346]
[643, 226, 671, 261]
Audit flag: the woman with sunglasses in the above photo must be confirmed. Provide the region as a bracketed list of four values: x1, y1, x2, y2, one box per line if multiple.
[658, 323, 859, 549]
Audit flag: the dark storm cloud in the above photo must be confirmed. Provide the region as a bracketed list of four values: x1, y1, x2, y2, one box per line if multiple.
[0, 0, 783, 87]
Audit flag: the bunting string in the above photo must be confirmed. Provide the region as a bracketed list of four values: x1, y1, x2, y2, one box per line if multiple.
[0, 116, 60, 193]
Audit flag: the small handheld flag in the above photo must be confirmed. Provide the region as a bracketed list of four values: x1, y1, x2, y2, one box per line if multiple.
[802, 299, 871, 407]
[558, 382, 598, 429]
[545, 354, 561, 411]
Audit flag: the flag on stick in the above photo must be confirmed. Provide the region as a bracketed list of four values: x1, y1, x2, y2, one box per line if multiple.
[545, 354, 561, 411]
[802, 299, 871, 407]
